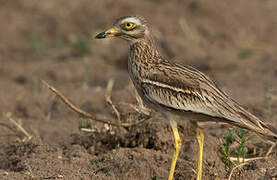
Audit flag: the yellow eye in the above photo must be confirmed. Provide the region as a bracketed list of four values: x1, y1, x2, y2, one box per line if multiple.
[122, 22, 136, 30]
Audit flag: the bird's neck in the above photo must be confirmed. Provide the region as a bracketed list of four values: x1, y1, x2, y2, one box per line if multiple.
[129, 37, 164, 65]
[128, 37, 163, 87]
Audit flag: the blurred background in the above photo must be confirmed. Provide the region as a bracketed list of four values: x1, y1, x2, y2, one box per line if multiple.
[0, 0, 277, 179]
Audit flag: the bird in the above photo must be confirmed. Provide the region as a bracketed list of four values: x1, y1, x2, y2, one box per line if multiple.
[95, 15, 277, 180]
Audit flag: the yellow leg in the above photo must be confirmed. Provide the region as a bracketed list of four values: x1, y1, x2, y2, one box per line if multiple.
[196, 127, 204, 180]
[168, 119, 182, 180]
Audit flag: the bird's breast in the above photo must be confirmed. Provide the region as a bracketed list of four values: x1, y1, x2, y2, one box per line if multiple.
[128, 52, 142, 87]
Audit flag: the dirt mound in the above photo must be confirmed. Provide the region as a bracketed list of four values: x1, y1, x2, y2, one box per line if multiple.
[1, 0, 277, 179]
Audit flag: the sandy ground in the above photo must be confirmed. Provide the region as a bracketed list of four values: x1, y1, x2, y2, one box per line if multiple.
[0, 0, 277, 179]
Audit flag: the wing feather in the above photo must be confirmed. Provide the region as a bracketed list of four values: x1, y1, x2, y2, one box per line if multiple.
[140, 61, 265, 132]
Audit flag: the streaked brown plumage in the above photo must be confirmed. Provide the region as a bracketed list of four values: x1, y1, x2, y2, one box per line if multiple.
[129, 39, 277, 139]
[95, 15, 277, 180]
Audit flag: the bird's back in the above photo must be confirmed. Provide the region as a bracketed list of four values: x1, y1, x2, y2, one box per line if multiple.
[128, 41, 277, 140]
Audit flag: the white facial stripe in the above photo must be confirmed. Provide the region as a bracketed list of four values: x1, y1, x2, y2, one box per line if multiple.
[121, 17, 141, 26]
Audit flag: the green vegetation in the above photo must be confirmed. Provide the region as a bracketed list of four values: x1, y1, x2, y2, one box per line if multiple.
[220, 128, 249, 168]
[27, 30, 90, 57]
[234, 129, 248, 162]
[220, 129, 235, 167]
[237, 49, 253, 59]
[224, 63, 238, 73]
[252, 55, 270, 72]
[90, 144, 120, 166]
[107, 144, 120, 160]
[27, 31, 46, 51]
[91, 157, 105, 165]
[55, 36, 67, 48]
[78, 116, 91, 130]
[72, 37, 89, 57]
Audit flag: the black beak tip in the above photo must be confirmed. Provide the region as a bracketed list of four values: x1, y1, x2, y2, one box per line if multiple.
[95, 32, 106, 39]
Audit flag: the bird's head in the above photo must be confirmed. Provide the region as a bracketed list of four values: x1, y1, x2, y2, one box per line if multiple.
[95, 16, 149, 43]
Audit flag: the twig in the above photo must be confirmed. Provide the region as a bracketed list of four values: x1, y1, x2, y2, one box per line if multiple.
[266, 142, 276, 157]
[0, 122, 21, 139]
[228, 162, 249, 180]
[5, 112, 32, 141]
[41, 79, 145, 128]
[80, 128, 96, 133]
[41, 79, 122, 127]
[0, 122, 16, 133]
[229, 156, 265, 163]
[105, 79, 121, 126]
[118, 102, 151, 116]
[134, 90, 151, 115]
[191, 168, 197, 175]
[228, 156, 266, 180]
[197, 121, 228, 127]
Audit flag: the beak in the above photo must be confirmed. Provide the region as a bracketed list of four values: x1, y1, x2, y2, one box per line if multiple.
[95, 28, 119, 39]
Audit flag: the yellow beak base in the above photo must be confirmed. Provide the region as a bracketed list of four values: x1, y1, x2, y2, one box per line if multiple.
[95, 28, 119, 39]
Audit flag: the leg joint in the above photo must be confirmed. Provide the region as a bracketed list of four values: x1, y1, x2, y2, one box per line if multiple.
[176, 138, 182, 148]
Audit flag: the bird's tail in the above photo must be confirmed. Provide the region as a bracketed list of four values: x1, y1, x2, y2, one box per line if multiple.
[235, 104, 277, 142]
[260, 122, 277, 142]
